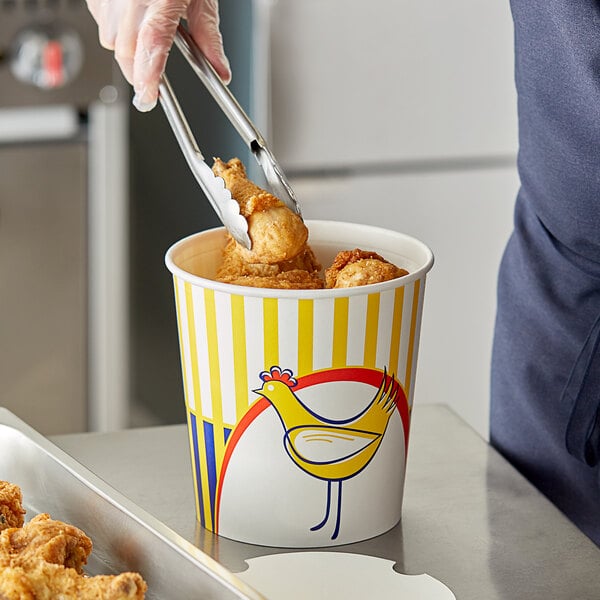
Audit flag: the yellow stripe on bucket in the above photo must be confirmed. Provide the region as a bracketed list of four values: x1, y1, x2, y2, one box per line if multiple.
[388, 287, 405, 377]
[363, 293, 380, 368]
[184, 281, 211, 530]
[204, 289, 225, 475]
[231, 294, 249, 419]
[263, 297, 279, 369]
[175, 278, 200, 519]
[332, 297, 349, 368]
[405, 279, 421, 397]
[174, 277, 190, 406]
[298, 299, 314, 376]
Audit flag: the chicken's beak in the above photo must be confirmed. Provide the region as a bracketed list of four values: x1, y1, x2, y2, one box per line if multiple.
[252, 387, 265, 397]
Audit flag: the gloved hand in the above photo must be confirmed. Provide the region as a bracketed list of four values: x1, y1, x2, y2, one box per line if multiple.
[86, 0, 231, 112]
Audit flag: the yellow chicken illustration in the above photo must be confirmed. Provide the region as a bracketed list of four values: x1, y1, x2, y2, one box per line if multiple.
[253, 366, 400, 540]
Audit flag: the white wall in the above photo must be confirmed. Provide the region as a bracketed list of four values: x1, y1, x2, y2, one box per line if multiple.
[268, 0, 518, 167]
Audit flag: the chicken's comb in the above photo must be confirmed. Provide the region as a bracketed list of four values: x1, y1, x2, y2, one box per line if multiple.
[259, 366, 297, 388]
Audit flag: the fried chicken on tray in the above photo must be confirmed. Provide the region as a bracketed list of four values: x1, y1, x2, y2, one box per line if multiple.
[0, 560, 146, 600]
[0, 482, 147, 599]
[0, 513, 92, 572]
[0, 482, 25, 532]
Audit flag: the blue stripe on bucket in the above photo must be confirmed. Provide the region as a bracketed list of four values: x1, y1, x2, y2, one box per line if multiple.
[203, 420, 217, 525]
[189, 413, 205, 528]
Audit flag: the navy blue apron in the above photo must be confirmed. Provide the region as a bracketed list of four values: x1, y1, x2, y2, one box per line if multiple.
[491, 0, 600, 544]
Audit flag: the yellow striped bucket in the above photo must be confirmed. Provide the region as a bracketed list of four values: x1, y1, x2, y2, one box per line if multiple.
[165, 220, 433, 547]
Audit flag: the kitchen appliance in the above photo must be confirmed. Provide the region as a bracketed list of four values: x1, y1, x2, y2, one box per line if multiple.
[0, 0, 129, 434]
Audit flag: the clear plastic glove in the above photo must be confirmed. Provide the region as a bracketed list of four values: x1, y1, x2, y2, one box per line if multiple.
[86, 0, 231, 112]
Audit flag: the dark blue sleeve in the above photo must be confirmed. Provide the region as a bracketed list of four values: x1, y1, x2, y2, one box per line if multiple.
[491, 0, 600, 546]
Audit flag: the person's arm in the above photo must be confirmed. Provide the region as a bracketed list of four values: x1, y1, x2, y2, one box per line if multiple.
[85, 0, 231, 111]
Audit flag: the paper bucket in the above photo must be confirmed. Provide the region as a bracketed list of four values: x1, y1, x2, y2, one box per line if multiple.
[165, 220, 433, 547]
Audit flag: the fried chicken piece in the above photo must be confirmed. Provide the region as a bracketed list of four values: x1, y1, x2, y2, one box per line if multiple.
[0, 561, 146, 600]
[325, 249, 408, 289]
[0, 515, 146, 599]
[0, 482, 147, 599]
[0, 513, 92, 573]
[212, 158, 308, 264]
[219, 269, 325, 290]
[0, 482, 25, 532]
[216, 235, 324, 289]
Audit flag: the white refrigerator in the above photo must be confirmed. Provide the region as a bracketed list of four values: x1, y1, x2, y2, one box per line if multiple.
[258, 0, 519, 438]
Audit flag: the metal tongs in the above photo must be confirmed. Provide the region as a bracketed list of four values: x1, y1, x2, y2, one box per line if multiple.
[158, 23, 301, 250]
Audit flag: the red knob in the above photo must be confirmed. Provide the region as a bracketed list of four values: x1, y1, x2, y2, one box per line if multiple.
[43, 40, 64, 88]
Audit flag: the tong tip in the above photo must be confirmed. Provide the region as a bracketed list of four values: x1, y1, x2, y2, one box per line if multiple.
[252, 147, 301, 217]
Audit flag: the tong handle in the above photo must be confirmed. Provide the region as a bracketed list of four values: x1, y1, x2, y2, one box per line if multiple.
[174, 24, 264, 151]
[158, 74, 204, 162]
[170, 22, 300, 217]
[158, 73, 252, 249]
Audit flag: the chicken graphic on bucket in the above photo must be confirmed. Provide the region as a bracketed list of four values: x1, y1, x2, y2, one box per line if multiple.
[253, 365, 402, 540]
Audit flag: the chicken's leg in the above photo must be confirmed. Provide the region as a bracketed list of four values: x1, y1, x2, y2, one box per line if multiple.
[310, 480, 343, 540]
[310, 481, 333, 533]
[331, 481, 343, 541]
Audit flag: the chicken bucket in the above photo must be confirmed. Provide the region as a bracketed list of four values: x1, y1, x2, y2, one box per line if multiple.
[165, 220, 434, 547]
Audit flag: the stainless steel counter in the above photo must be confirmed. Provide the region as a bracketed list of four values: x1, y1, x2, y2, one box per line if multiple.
[52, 404, 600, 599]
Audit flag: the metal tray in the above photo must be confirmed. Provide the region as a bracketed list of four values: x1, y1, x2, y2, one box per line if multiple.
[0, 408, 264, 600]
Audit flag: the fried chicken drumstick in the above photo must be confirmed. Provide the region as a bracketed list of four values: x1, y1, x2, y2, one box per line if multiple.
[213, 157, 308, 265]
